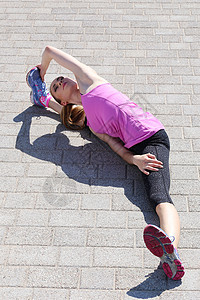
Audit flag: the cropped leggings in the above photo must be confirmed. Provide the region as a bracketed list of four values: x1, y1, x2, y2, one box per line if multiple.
[129, 129, 174, 210]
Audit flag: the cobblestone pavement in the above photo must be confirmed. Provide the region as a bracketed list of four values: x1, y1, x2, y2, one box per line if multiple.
[0, 0, 200, 299]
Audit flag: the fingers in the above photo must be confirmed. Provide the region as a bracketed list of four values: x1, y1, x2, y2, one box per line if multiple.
[142, 170, 150, 175]
[146, 154, 163, 166]
[36, 64, 45, 81]
[147, 153, 156, 159]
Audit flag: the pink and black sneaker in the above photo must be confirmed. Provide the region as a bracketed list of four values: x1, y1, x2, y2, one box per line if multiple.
[26, 66, 51, 108]
[143, 224, 185, 280]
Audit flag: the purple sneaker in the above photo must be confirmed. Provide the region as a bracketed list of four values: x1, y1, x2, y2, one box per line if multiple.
[26, 67, 51, 107]
[143, 224, 185, 280]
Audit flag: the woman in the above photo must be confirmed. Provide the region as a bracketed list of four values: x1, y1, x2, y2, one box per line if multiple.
[27, 46, 185, 280]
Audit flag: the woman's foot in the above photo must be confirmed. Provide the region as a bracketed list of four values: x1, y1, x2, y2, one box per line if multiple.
[143, 224, 185, 280]
[26, 66, 51, 107]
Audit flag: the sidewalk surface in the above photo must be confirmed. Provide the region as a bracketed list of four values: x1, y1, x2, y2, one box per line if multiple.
[0, 0, 200, 299]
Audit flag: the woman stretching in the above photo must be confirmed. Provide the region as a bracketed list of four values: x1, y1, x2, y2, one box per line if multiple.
[26, 46, 185, 280]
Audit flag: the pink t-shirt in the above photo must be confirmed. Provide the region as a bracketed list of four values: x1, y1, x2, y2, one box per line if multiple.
[81, 83, 164, 148]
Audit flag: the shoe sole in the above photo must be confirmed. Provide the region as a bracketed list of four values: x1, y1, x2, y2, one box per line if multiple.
[143, 225, 185, 280]
[26, 67, 38, 88]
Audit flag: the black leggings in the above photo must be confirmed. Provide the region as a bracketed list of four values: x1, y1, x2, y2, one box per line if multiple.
[129, 129, 174, 210]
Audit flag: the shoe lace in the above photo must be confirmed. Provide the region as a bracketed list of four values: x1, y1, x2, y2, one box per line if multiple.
[169, 236, 175, 243]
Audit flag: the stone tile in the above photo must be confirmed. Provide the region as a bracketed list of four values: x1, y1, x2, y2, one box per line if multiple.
[33, 288, 69, 300]
[70, 290, 121, 300]
[59, 247, 93, 267]
[80, 268, 114, 289]
[87, 228, 135, 247]
[27, 266, 79, 288]
[93, 247, 142, 268]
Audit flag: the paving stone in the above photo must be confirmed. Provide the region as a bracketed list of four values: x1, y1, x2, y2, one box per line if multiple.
[96, 211, 127, 228]
[179, 230, 200, 248]
[0, 209, 17, 226]
[53, 228, 87, 247]
[59, 247, 93, 267]
[93, 247, 142, 268]
[70, 290, 122, 300]
[36, 192, 80, 210]
[87, 228, 135, 247]
[49, 210, 95, 227]
[188, 195, 200, 212]
[0, 266, 28, 287]
[160, 291, 200, 300]
[5, 227, 53, 246]
[80, 268, 114, 289]
[27, 266, 79, 288]
[0, 287, 33, 300]
[16, 209, 49, 226]
[8, 245, 58, 266]
[81, 194, 111, 210]
[33, 288, 69, 300]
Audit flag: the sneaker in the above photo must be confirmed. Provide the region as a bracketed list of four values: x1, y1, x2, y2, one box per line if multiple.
[26, 67, 51, 107]
[143, 224, 185, 280]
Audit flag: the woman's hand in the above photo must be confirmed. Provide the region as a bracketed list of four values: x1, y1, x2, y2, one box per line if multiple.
[37, 46, 52, 81]
[132, 153, 163, 175]
[36, 64, 46, 82]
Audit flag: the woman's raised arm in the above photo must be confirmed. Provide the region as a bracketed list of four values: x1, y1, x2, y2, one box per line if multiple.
[40, 46, 97, 82]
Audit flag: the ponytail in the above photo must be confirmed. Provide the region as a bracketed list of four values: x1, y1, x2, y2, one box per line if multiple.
[60, 104, 86, 130]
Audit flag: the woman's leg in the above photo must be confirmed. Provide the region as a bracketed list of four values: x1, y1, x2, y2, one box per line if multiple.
[130, 131, 184, 279]
[156, 202, 180, 248]
[139, 141, 181, 247]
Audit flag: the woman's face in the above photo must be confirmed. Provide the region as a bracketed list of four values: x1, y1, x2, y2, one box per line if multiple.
[50, 76, 78, 105]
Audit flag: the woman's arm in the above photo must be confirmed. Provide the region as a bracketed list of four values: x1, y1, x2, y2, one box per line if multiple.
[48, 97, 62, 114]
[40, 46, 97, 82]
[90, 128, 163, 175]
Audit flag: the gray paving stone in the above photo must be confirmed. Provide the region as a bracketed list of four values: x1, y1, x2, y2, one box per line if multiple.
[87, 228, 135, 247]
[81, 194, 111, 210]
[33, 288, 69, 300]
[96, 211, 127, 228]
[0, 209, 17, 226]
[70, 290, 122, 300]
[59, 246, 93, 267]
[80, 268, 114, 289]
[4, 193, 36, 209]
[8, 245, 58, 266]
[170, 165, 199, 180]
[188, 195, 200, 212]
[93, 247, 142, 268]
[160, 291, 200, 300]
[0, 227, 7, 244]
[0, 287, 34, 300]
[179, 230, 200, 248]
[0, 266, 28, 287]
[27, 266, 79, 288]
[36, 193, 80, 210]
[49, 210, 95, 227]
[53, 228, 87, 247]
[180, 249, 200, 269]
[5, 227, 53, 246]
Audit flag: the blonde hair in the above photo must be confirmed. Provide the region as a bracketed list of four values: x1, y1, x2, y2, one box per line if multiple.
[60, 104, 86, 130]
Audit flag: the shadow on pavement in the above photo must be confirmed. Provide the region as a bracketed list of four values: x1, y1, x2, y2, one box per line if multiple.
[14, 105, 159, 219]
[126, 265, 182, 299]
